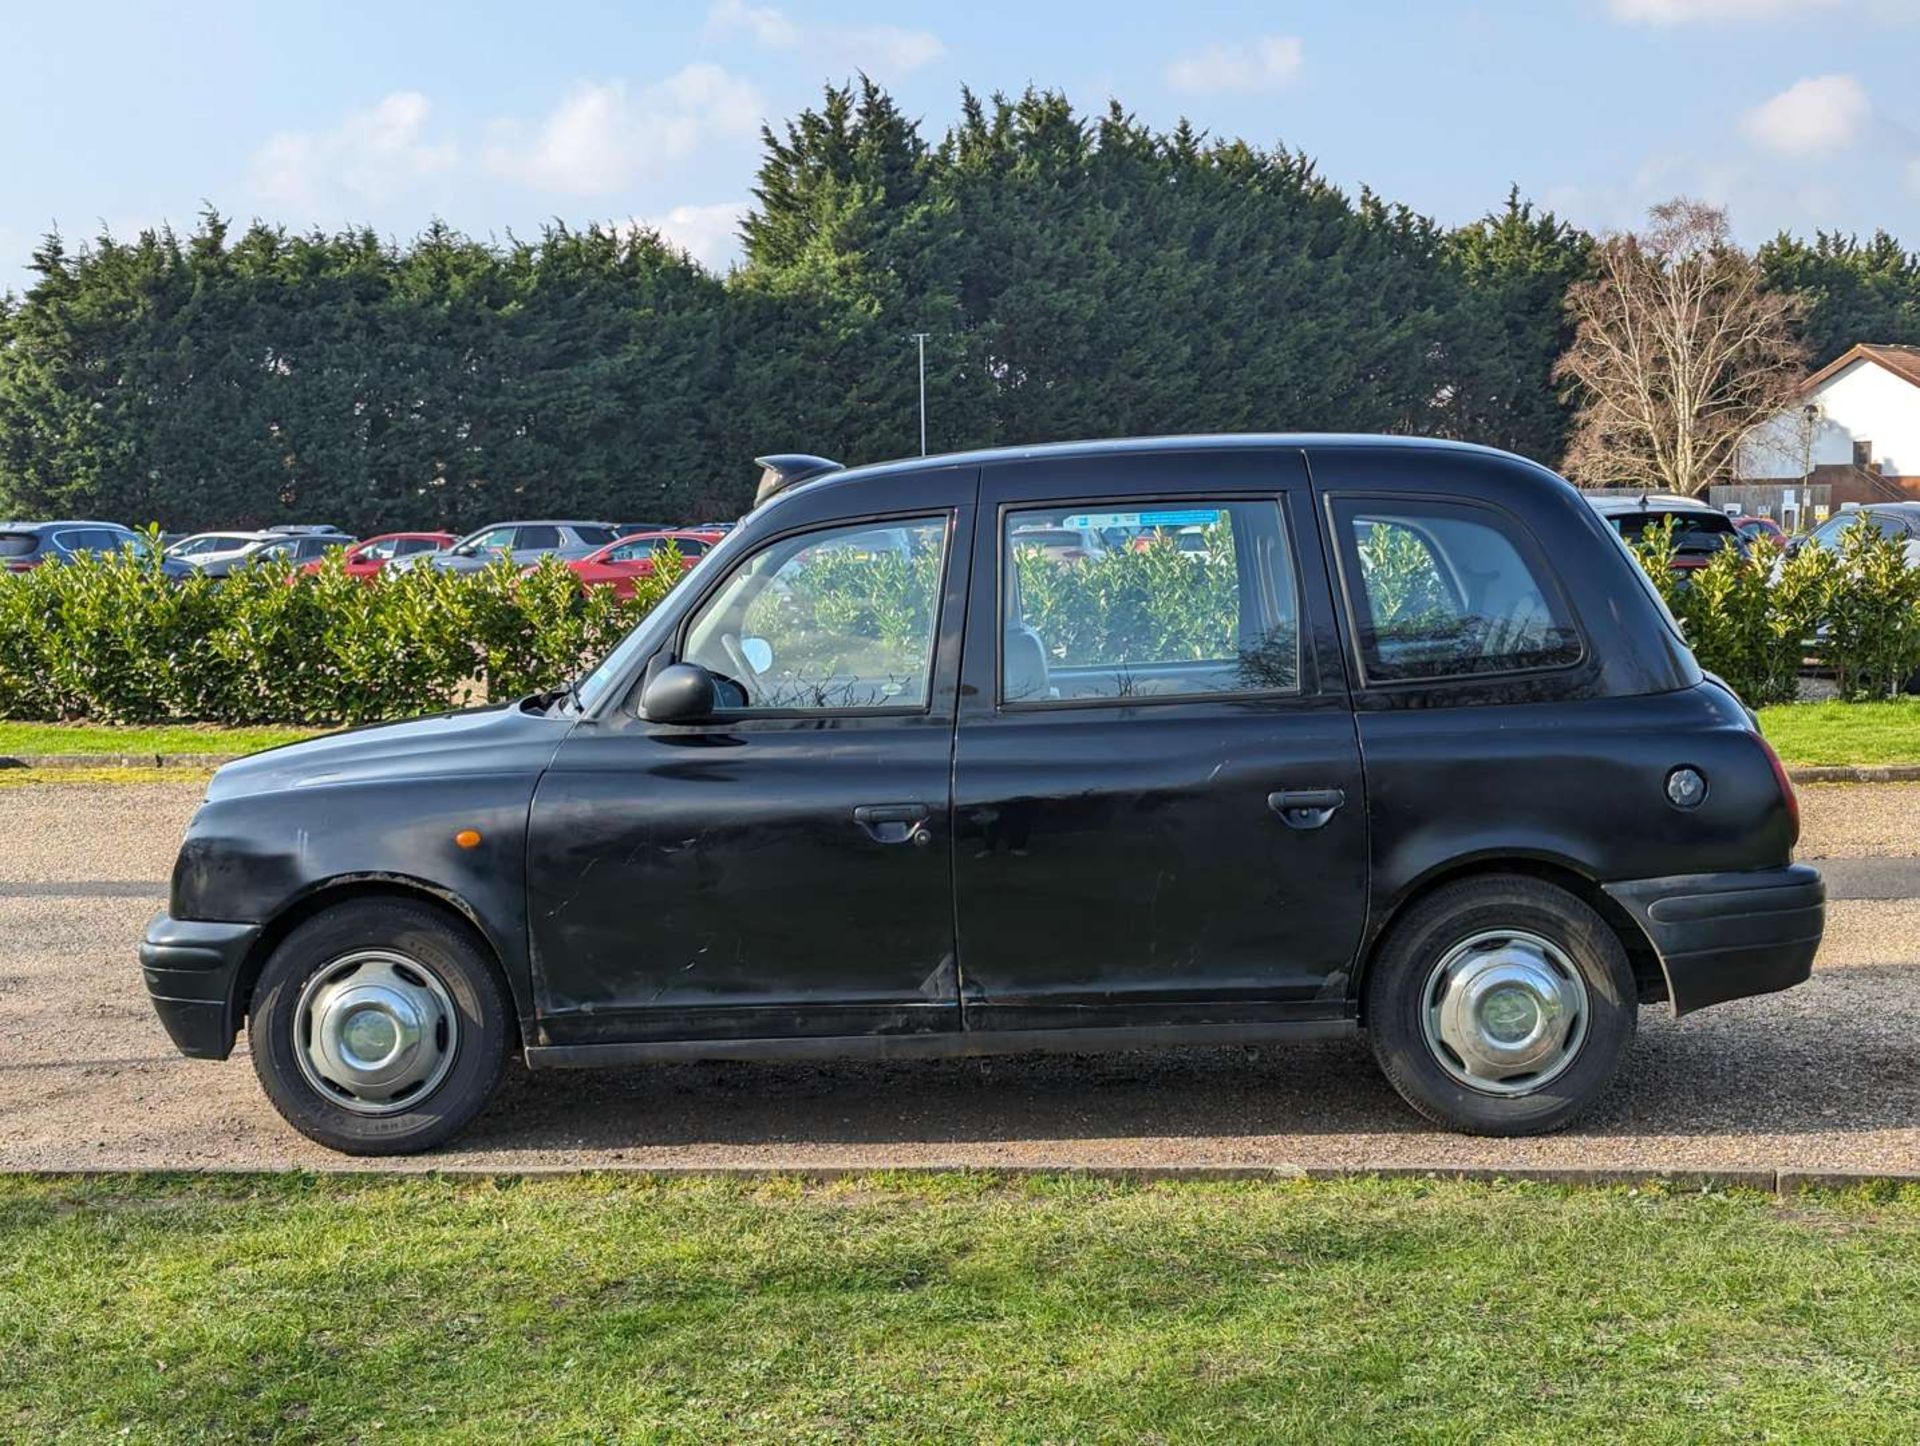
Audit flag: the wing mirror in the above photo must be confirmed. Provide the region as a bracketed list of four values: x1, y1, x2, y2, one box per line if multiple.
[641, 662, 718, 723]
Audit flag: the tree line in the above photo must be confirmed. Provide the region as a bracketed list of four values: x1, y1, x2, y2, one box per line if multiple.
[2, 80, 1917, 531]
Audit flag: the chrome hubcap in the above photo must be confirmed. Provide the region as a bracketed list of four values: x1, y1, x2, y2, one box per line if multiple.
[1420, 929, 1588, 1096]
[294, 951, 458, 1115]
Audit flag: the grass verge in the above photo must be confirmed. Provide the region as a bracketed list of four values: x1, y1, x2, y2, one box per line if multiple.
[0, 721, 318, 758]
[4, 1173, 1919, 1441]
[0, 766, 214, 788]
[1759, 698, 1920, 767]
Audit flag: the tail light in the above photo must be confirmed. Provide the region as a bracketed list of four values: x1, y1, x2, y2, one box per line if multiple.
[4, 558, 38, 573]
[1752, 730, 1800, 843]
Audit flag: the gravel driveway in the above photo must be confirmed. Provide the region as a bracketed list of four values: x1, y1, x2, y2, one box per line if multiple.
[2, 781, 1916, 1174]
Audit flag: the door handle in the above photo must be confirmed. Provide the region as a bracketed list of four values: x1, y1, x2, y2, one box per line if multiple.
[854, 803, 932, 845]
[1267, 788, 1346, 830]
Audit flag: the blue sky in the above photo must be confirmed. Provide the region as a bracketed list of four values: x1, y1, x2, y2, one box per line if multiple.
[3, 0, 1918, 293]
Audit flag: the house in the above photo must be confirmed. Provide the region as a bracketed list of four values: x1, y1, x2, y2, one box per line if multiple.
[1734, 344, 1920, 518]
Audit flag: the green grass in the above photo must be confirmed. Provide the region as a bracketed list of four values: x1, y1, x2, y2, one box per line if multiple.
[4, 1173, 1920, 1442]
[1759, 698, 1920, 767]
[0, 721, 318, 757]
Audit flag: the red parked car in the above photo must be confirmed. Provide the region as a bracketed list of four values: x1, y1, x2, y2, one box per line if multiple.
[1734, 515, 1788, 547]
[559, 530, 722, 599]
[300, 532, 457, 581]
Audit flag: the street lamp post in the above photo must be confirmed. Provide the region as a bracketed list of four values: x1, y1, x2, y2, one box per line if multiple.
[911, 332, 929, 456]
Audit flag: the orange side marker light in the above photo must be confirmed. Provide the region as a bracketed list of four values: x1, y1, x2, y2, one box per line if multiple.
[455, 829, 483, 850]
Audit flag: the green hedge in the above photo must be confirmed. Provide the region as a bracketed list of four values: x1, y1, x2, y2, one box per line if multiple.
[0, 549, 680, 726]
[1629, 516, 1920, 705]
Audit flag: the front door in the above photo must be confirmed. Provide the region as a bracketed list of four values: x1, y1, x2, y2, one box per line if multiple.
[952, 446, 1369, 1031]
[526, 487, 974, 1047]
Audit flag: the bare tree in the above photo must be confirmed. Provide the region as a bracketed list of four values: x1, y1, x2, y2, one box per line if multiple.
[1555, 199, 1804, 496]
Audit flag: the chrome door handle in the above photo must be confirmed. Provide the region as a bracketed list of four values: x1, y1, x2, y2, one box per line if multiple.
[1268, 788, 1346, 830]
[854, 803, 932, 845]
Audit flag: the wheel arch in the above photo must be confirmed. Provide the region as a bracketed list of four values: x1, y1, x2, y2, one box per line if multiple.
[229, 875, 527, 1053]
[1355, 855, 1664, 1021]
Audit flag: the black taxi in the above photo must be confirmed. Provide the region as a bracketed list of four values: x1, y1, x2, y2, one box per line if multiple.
[139, 436, 1823, 1153]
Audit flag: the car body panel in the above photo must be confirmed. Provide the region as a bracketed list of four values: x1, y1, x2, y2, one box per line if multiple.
[140, 434, 1820, 1075]
[300, 531, 456, 579]
[561, 530, 722, 599]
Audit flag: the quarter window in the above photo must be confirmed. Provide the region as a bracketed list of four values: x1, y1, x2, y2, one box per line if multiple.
[681, 517, 948, 712]
[1000, 500, 1299, 704]
[1333, 497, 1580, 683]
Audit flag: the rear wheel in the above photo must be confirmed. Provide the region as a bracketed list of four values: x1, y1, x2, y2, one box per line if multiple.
[1364, 876, 1636, 1136]
[248, 898, 510, 1155]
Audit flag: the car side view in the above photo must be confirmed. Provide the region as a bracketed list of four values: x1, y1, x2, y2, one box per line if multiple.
[139, 436, 1824, 1154]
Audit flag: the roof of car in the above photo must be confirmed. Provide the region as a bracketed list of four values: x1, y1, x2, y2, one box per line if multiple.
[0, 520, 137, 532]
[1581, 492, 1719, 514]
[467, 519, 617, 529]
[765, 434, 1543, 507]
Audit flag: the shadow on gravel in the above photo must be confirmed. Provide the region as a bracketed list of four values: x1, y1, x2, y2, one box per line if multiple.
[445, 992, 1919, 1154]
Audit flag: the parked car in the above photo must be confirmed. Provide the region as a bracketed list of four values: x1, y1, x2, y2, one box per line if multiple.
[0, 521, 191, 578]
[611, 521, 678, 540]
[300, 532, 458, 581]
[164, 531, 354, 577]
[390, 521, 622, 575]
[1733, 515, 1788, 547]
[555, 530, 722, 599]
[1008, 524, 1106, 564]
[140, 435, 1822, 1155]
[1788, 502, 1920, 567]
[1584, 493, 1748, 576]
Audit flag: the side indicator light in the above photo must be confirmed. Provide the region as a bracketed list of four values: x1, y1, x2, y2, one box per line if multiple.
[455, 829, 483, 849]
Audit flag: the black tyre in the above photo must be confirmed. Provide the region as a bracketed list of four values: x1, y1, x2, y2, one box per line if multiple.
[248, 898, 510, 1155]
[1364, 875, 1636, 1136]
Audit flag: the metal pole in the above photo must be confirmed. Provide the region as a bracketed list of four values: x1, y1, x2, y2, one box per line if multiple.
[912, 332, 929, 455]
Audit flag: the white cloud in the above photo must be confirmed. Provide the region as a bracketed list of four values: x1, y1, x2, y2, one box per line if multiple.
[705, 1, 945, 74]
[484, 65, 763, 195]
[1609, 0, 1841, 22]
[630, 200, 750, 271]
[1742, 74, 1871, 156]
[1165, 36, 1304, 95]
[250, 92, 458, 214]
[705, 0, 799, 47]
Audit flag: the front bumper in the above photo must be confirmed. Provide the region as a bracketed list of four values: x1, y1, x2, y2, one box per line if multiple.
[1604, 865, 1824, 1017]
[138, 913, 262, 1059]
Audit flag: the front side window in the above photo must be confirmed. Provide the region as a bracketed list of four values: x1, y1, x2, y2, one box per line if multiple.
[681, 516, 948, 712]
[1001, 500, 1299, 704]
[1333, 497, 1581, 684]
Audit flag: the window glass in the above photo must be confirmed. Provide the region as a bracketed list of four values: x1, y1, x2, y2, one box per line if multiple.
[682, 517, 947, 711]
[461, 527, 516, 552]
[573, 526, 618, 548]
[608, 539, 658, 564]
[517, 525, 562, 552]
[1001, 501, 1298, 704]
[1606, 509, 1738, 557]
[0, 533, 37, 558]
[1334, 498, 1580, 683]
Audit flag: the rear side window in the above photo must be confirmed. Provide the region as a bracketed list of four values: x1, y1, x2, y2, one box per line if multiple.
[1332, 497, 1581, 684]
[0, 532, 41, 558]
[517, 526, 563, 551]
[1000, 501, 1299, 704]
[573, 526, 618, 547]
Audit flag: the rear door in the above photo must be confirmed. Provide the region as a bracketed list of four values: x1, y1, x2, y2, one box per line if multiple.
[951, 445, 1368, 1031]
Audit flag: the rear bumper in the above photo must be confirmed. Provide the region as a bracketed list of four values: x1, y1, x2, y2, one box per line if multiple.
[1604, 865, 1824, 1017]
[138, 913, 261, 1059]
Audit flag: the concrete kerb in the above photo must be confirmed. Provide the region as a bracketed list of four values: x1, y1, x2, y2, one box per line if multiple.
[5, 1162, 1918, 1195]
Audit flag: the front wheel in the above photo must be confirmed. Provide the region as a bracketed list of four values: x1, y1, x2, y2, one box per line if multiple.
[248, 898, 510, 1155]
[1364, 876, 1637, 1136]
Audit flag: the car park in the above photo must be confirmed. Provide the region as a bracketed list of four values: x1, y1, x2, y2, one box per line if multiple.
[391, 520, 622, 574]
[300, 531, 457, 580]
[557, 529, 722, 599]
[1584, 492, 1748, 576]
[140, 434, 1822, 1155]
[0, 520, 191, 577]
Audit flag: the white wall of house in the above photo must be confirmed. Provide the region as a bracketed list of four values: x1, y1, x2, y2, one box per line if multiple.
[1738, 358, 1920, 480]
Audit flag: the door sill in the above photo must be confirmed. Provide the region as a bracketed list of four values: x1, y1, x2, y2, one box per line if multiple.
[524, 1018, 1357, 1070]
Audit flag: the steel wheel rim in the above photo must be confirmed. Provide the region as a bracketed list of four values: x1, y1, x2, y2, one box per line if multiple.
[1419, 928, 1589, 1097]
[293, 950, 459, 1115]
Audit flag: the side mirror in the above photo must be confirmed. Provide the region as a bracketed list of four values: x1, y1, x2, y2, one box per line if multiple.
[641, 662, 718, 723]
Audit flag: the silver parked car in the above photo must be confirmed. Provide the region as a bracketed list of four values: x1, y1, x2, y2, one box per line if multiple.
[390, 520, 622, 575]
[165, 528, 355, 577]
